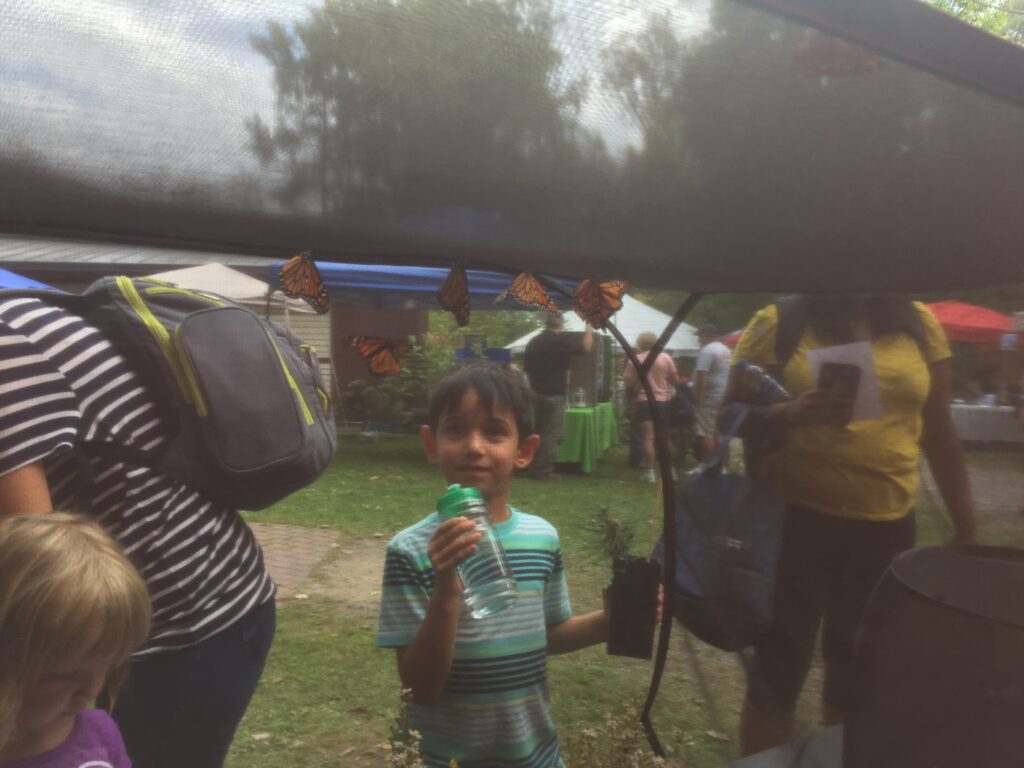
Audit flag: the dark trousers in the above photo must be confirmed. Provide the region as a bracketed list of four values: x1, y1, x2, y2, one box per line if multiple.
[531, 393, 565, 476]
[747, 506, 915, 714]
[112, 598, 276, 768]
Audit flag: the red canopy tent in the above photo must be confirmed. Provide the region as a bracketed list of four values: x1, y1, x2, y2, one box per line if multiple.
[723, 303, 1013, 348]
[723, 328, 744, 349]
[926, 300, 1014, 344]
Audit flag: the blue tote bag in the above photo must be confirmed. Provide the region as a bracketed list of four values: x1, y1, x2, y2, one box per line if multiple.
[653, 403, 786, 651]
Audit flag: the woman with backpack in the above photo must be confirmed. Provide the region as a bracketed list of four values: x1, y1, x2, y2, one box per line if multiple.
[727, 295, 976, 755]
[0, 296, 276, 768]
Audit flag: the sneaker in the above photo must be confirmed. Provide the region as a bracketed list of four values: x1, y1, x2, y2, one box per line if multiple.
[641, 468, 656, 483]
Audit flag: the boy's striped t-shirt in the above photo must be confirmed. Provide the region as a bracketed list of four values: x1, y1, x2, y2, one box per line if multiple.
[0, 297, 275, 654]
[379, 507, 572, 768]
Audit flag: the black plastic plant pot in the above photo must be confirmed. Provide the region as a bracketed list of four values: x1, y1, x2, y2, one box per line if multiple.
[607, 556, 661, 660]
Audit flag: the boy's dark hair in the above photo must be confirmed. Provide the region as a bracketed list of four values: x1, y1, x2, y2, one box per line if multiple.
[427, 362, 533, 441]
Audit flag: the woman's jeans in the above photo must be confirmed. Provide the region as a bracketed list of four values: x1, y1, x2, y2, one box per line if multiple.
[111, 598, 276, 768]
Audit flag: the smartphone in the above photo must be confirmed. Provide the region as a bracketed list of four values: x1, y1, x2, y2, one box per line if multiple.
[818, 362, 861, 400]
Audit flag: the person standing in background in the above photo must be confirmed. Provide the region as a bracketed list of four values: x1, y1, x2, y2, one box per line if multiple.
[623, 332, 680, 482]
[726, 296, 975, 755]
[694, 323, 732, 462]
[523, 315, 593, 479]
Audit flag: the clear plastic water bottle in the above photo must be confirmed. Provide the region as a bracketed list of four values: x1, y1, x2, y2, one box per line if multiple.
[736, 359, 791, 405]
[436, 484, 518, 619]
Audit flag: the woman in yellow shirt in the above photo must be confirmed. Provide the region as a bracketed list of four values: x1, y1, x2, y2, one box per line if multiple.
[729, 295, 976, 755]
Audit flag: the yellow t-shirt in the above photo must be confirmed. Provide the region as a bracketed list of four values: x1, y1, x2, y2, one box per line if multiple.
[733, 301, 951, 521]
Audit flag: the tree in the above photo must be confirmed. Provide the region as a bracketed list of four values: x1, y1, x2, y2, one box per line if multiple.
[927, 0, 1024, 44]
[429, 308, 543, 350]
[247, 0, 606, 226]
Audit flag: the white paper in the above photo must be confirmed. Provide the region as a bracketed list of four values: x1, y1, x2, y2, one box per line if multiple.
[805, 341, 883, 422]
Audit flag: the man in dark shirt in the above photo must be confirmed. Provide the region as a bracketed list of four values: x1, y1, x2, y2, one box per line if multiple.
[523, 315, 592, 478]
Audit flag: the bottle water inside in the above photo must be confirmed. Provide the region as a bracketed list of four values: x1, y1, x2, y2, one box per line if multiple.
[437, 484, 518, 619]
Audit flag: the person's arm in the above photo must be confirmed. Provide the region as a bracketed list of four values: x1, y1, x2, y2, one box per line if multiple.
[695, 370, 708, 403]
[623, 357, 639, 400]
[581, 323, 593, 353]
[547, 582, 664, 654]
[0, 463, 52, 517]
[694, 346, 712, 402]
[722, 363, 846, 422]
[546, 610, 607, 655]
[395, 517, 482, 705]
[663, 353, 681, 389]
[920, 358, 977, 545]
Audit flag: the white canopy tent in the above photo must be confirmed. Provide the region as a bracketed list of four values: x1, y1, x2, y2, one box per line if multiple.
[145, 262, 316, 314]
[505, 295, 700, 357]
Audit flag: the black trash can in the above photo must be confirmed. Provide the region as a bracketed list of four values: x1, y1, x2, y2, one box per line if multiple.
[845, 545, 1024, 768]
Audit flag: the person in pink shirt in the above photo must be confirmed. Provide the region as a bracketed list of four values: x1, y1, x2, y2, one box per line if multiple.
[624, 331, 680, 482]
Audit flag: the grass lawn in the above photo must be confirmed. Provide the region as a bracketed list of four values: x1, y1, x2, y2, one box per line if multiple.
[227, 434, 1023, 767]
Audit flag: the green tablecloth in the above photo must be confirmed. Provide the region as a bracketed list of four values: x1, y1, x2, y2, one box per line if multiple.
[556, 402, 618, 473]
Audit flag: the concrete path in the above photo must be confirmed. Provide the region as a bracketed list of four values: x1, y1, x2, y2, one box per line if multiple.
[250, 522, 340, 599]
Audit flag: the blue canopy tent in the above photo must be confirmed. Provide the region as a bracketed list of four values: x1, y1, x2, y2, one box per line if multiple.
[0, 267, 57, 291]
[268, 261, 574, 311]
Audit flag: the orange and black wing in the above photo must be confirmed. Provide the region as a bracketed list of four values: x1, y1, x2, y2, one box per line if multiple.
[347, 336, 411, 376]
[572, 278, 628, 329]
[494, 272, 559, 313]
[438, 264, 471, 327]
[279, 252, 330, 314]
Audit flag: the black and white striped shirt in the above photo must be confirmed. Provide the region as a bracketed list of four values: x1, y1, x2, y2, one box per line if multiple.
[0, 297, 275, 654]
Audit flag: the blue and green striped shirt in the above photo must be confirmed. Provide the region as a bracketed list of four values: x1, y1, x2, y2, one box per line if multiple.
[378, 507, 572, 768]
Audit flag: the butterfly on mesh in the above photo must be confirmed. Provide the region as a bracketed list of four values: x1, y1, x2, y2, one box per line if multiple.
[346, 336, 411, 376]
[278, 252, 330, 314]
[494, 272, 559, 313]
[572, 278, 628, 329]
[437, 264, 470, 327]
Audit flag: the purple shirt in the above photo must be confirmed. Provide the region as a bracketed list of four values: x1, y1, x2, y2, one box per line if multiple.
[2, 710, 130, 768]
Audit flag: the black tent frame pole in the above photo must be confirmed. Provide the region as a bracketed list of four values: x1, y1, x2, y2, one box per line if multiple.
[630, 290, 704, 753]
[527, 274, 704, 753]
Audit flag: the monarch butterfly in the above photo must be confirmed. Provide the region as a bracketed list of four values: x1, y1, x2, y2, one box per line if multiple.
[438, 264, 470, 327]
[347, 336, 411, 376]
[494, 272, 558, 313]
[572, 278, 628, 329]
[279, 252, 330, 314]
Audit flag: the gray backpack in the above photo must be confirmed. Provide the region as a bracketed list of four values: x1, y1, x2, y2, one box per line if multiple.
[6, 275, 337, 510]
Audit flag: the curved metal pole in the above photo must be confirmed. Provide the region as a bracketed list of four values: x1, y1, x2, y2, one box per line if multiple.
[640, 293, 705, 377]
[601, 318, 678, 755]
[518, 272, 704, 754]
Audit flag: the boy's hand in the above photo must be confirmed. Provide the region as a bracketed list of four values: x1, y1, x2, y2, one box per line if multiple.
[428, 517, 482, 594]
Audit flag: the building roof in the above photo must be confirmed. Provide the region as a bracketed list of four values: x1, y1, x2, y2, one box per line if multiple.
[0, 236, 277, 287]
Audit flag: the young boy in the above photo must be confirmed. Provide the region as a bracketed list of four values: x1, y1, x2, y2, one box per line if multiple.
[378, 362, 610, 768]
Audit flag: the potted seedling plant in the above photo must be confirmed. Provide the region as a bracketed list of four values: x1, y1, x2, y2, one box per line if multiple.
[586, 506, 661, 660]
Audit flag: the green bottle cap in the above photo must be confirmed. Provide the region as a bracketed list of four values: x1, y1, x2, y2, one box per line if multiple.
[437, 484, 484, 520]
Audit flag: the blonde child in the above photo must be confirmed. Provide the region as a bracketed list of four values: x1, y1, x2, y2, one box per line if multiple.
[0, 513, 151, 767]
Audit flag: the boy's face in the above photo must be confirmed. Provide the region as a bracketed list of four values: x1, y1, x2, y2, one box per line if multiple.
[420, 389, 538, 502]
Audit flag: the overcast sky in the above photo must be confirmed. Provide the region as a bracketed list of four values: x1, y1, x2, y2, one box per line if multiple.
[0, 0, 710, 187]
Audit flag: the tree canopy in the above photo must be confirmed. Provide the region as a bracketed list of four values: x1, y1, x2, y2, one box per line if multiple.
[248, 0, 608, 230]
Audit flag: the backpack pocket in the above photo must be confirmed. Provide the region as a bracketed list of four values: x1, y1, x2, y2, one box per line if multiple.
[175, 306, 306, 473]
